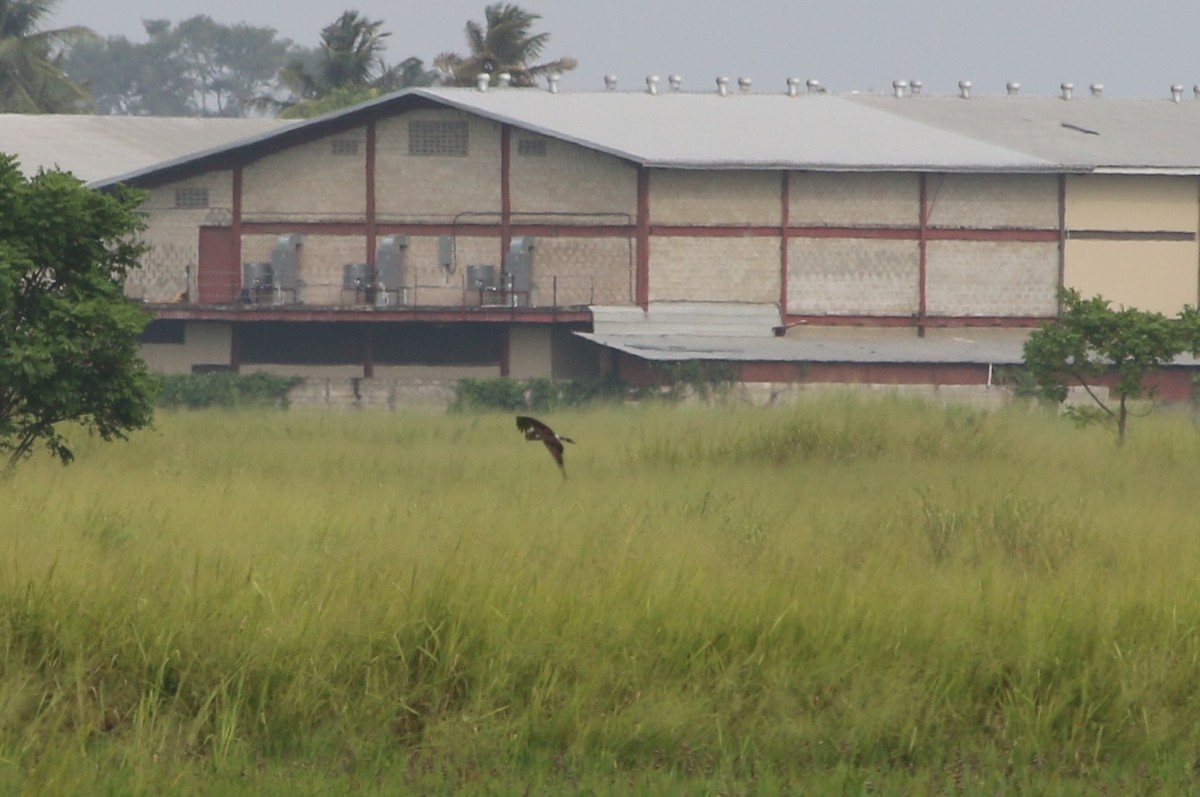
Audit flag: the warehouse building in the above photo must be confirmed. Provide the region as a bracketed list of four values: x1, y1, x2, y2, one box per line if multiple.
[32, 79, 1200, 399]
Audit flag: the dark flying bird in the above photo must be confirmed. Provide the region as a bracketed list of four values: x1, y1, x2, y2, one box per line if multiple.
[515, 415, 575, 476]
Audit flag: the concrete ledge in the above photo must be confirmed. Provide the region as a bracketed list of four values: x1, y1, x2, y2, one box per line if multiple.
[287, 377, 458, 410]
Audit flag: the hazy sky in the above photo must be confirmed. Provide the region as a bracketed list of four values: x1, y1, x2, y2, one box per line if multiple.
[50, 0, 1200, 99]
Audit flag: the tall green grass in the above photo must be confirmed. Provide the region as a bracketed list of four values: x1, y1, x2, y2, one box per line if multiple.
[4, 397, 1200, 794]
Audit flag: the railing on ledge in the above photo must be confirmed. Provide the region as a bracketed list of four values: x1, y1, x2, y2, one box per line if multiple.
[189, 272, 601, 310]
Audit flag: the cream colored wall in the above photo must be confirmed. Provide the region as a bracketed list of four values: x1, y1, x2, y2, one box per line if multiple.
[509, 135, 636, 220]
[1064, 240, 1198, 314]
[241, 233, 368, 305]
[649, 236, 780, 303]
[526, 237, 633, 306]
[507, 325, 553, 379]
[651, 170, 781, 225]
[1065, 175, 1197, 231]
[374, 111, 501, 221]
[242, 131, 366, 220]
[789, 172, 918, 227]
[926, 174, 1058, 229]
[130, 172, 234, 302]
[1063, 175, 1200, 313]
[138, 322, 231, 374]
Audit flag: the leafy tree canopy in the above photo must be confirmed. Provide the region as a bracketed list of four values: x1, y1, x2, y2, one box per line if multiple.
[63, 15, 299, 116]
[435, 3, 576, 87]
[270, 11, 438, 117]
[1022, 287, 1200, 445]
[0, 0, 93, 112]
[0, 154, 156, 468]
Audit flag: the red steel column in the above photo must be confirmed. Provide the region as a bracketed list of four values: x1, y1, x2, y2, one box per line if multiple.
[636, 166, 650, 308]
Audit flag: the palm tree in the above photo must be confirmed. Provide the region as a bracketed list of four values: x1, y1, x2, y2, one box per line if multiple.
[269, 10, 437, 117]
[434, 3, 576, 88]
[0, 0, 93, 112]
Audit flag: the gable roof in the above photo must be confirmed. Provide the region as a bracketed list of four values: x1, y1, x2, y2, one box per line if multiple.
[0, 114, 295, 184]
[82, 86, 1200, 189]
[848, 94, 1200, 173]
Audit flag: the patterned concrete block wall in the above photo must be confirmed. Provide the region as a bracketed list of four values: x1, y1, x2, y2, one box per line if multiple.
[926, 174, 1058, 229]
[374, 111, 501, 221]
[528, 237, 633, 306]
[242, 132, 366, 220]
[925, 241, 1059, 316]
[241, 233, 367, 305]
[400, 234, 501, 305]
[789, 172, 918, 227]
[131, 172, 234, 301]
[649, 236, 780, 302]
[650, 170, 781, 225]
[788, 238, 919, 315]
[509, 136, 637, 220]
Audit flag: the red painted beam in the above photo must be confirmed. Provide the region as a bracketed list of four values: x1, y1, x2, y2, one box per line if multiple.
[500, 124, 512, 266]
[636, 166, 650, 308]
[365, 120, 377, 266]
[781, 314, 1049, 328]
[231, 167, 243, 270]
[918, 174, 928, 334]
[779, 171, 790, 316]
[146, 305, 592, 324]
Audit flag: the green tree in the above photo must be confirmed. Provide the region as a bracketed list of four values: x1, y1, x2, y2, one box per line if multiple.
[0, 0, 93, 112]
[434, 3, 577, 87]
[63, 16, 297, 116]
[1023, 287, 1200, 446]
[0, 154, 156, 468]
[273, 11, 436, 118]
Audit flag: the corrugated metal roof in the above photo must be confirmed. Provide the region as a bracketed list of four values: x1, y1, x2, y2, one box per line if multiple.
[420, 88, 1058, 172]
[577, 326, 1032, 365]
[28, 86, 1200, 188]
[0, 114, 295, 184]
[848, 94, 1200, 171]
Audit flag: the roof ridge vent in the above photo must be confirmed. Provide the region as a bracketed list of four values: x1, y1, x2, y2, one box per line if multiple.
[1090, 83, 1103, 97]
[716, 76, 730, 96]
[1171, 84, 1184, 102]
[1060, 82, 1074, 100]
[547, 74, 560, 94]
[958, 80, 972, 99]
[806, 78, 823, 94]
[786, 77, 801, 96]
[1195, 84, 1200, 100]
[1006, 81, 1020, 95]
[737, 77, 752, 93]
[910, 79, 923, 96]
[497, 72, 512, 88]
[668, 74, 683, 92]
[646, 75, 659, 95]
[891, 79, 908, 98]
[603, 74, 617, 91]
[475, 73, 489, 92]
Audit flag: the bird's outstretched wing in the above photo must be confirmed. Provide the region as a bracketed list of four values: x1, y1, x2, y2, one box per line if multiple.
[516, 415, 568, 476]
[515, 415, 552, 440]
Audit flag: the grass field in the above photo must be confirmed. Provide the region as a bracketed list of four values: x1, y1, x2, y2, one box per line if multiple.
[4, 396, 1200, 795]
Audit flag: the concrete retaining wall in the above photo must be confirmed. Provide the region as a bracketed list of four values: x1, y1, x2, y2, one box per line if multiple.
[287, 377, 458, 410]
